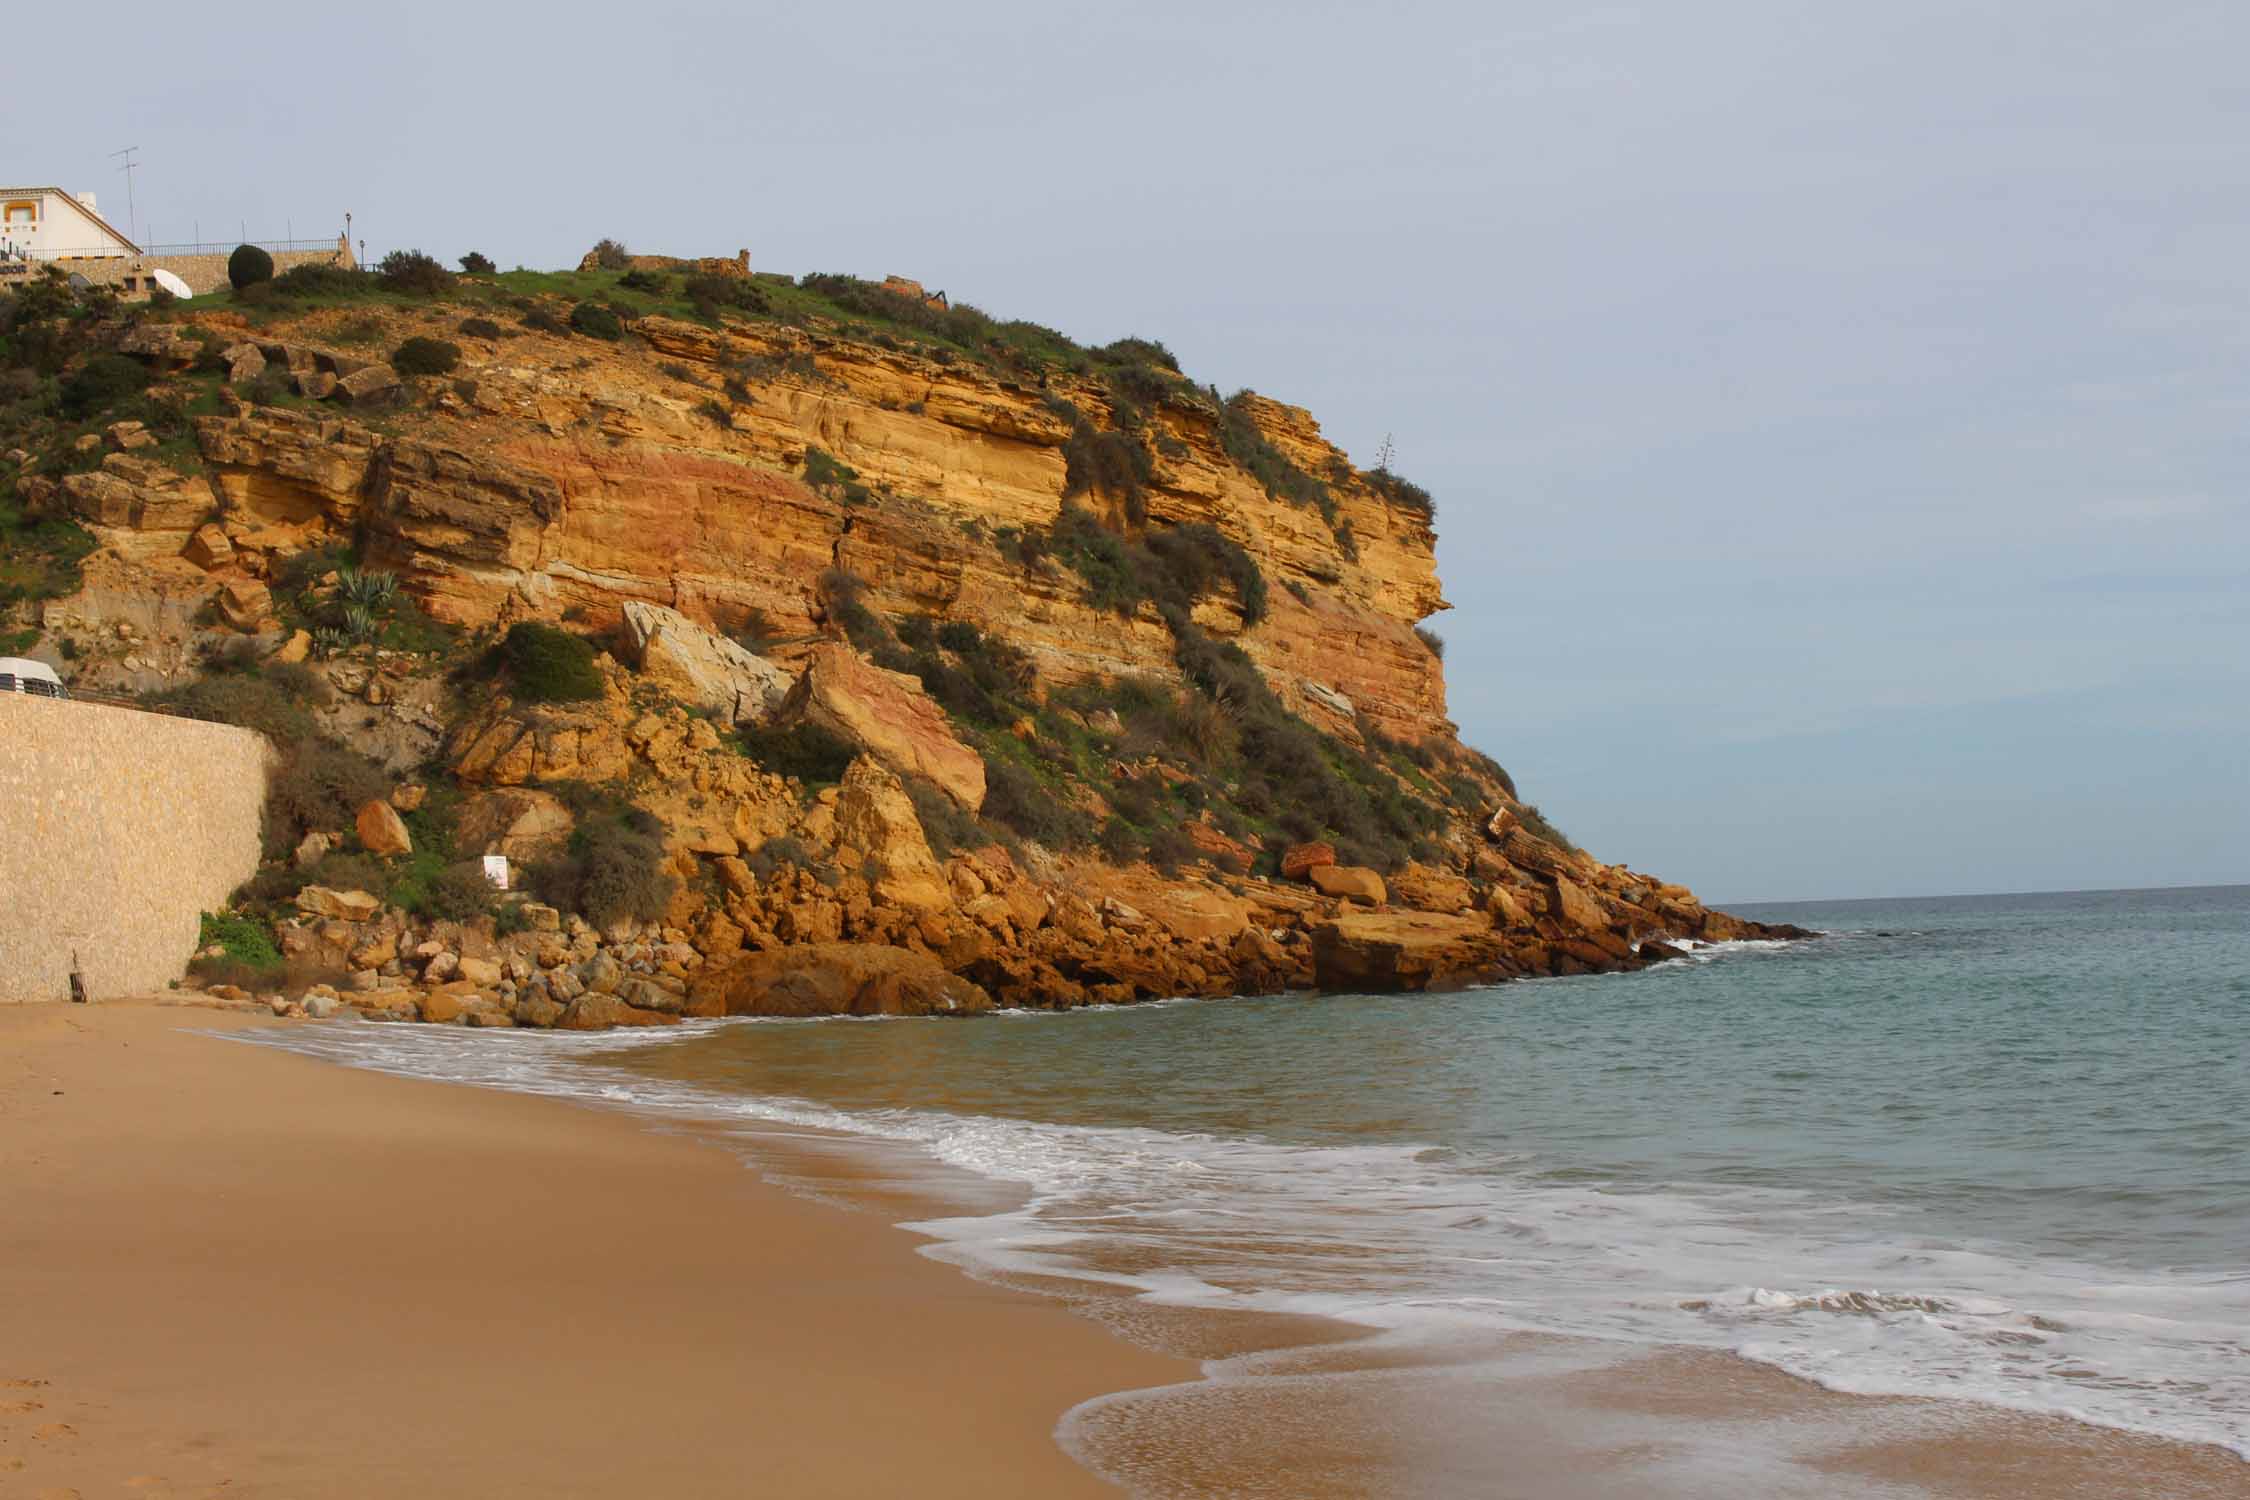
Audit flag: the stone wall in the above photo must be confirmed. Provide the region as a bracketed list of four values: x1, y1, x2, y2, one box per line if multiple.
[40, 240, 357, 299]
[0, 696, 272, 1002]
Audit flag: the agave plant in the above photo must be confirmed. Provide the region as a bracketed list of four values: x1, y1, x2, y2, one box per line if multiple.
[334, 566, 398, 610]
[309, 625, 351, 659]
[340, 603, 380, 643]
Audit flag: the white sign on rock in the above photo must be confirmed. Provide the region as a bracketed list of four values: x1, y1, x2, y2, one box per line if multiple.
[482, 855, 511, 891]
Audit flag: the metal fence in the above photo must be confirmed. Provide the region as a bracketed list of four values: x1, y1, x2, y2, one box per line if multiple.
[137, 237, 345, 257]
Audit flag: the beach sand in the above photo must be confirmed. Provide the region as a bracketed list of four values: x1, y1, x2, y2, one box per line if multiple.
[7, 1001, 2246, 1500]
[0, 1001, 1188, 1498]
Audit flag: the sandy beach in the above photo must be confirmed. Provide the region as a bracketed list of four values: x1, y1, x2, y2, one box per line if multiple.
[8, 1000, 2246, 1500]
[0, 1001, 1187, 1498]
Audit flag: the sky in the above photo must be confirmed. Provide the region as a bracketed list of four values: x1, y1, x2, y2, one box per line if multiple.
[18, 1, 2246, 900]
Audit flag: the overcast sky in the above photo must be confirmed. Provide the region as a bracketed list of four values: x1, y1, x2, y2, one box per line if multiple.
[22, 1, 2246, 900]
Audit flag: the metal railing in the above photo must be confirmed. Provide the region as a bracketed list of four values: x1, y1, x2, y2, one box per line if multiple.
[137, 237, 345, 257]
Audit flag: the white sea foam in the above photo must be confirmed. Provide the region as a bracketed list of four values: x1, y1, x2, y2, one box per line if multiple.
[231, 1018, 2250, 1461]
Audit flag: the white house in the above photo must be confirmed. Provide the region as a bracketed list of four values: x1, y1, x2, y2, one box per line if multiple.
[0, 187, 140, 265]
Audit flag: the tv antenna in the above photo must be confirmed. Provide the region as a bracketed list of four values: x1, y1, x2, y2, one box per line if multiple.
[110, 146, 141, 244]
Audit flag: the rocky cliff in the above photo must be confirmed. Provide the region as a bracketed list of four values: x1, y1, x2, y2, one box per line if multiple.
[0, 259, 1799, 1023]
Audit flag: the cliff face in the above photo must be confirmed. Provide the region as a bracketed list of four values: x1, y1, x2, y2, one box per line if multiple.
[4, 265, 1801, 1021]
[182, 311, 1451, 745]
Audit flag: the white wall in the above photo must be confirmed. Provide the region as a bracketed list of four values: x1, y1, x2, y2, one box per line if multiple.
[1, 188, 135, 261]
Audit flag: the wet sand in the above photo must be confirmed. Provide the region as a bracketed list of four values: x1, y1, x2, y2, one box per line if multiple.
[6, 1000, 2244, 1500]
[0, 1001, 1188, 1498]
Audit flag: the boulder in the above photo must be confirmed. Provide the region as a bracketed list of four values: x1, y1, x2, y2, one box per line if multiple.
[620, 599, 795, 723]
[330, 364, 401, 407]
[1141, 885, 1252, 944]
[1389, 864, 1474, 914]
[455, 956, 503, 988]
[556, 993, 679, 1030]
[117, 322, 202, 370]
[1281, 841, 1338, 882]
[455, 787, 575, 860]
[1310, 865, 1387, 905]
[355, 799, 414, 856]
[221, 341, 267, 385]
[295, 885, 381, 921]
[831, 756, 950, 913]
[301, 989, 342, 1019]
[777, 644, 985, 810]
[390, 783, 427, 812]
[1310, 911, 1509, 992]
[59, 456, 209, 562]
[1548, 875, 1607, 935]
[104, 419, 158, 452]
[687, 943, 995, 1019]
[418, 990, 468, 1024]
[216, 576, 272, 630]
[273, 628, 312, 664]
[293, 830, 332, 869]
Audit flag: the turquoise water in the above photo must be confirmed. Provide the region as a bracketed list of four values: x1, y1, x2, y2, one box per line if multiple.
[258, 884, 2250, 1461]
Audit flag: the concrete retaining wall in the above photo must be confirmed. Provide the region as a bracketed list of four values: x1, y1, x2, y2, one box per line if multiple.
[0, 695, 272, 1002]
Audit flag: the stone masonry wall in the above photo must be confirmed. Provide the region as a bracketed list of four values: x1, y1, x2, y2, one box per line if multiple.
[43, 243, 357, 299]
[0, 696, 272, 1002]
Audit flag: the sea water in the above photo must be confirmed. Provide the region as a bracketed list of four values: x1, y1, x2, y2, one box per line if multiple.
[250, 885, 2250, 1475]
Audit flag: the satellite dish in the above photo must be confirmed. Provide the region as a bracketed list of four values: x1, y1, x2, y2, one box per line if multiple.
[151, 267, 192, 298]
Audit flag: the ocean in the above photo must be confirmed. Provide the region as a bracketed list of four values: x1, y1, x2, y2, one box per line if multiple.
[250, 884, 2250, 1492]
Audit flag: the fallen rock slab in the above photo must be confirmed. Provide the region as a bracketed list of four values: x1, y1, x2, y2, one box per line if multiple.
[1310, 910, 1508, 992]
[688, 943, 994, 1018]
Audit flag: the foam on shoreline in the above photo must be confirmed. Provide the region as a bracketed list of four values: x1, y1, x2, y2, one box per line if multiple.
[236, 1003, 2250, 1468]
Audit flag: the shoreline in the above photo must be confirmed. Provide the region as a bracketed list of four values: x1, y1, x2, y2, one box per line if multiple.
[7, 1000, 2245, 1499]
[0, 1000, 1188, 1498]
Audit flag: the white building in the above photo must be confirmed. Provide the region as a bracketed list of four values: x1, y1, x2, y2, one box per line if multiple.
[0, 187, 140, 265]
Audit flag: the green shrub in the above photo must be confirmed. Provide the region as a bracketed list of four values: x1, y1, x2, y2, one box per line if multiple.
[198, 910, 281, 969]
[392, 336, 461, 377]
[1146, 825, 1198, 876]
[263, 742, 389, 858]
[1043, 505, 1267, 627]
[1060, 421, 1154, 521]
[459, 251, 497, 276]
[733, 719, 856, 785]
[500, 621, 603, 702]
[981, 759, 1089, 846]
[617, 268, 668, 294]
[1095, 337, 1180, 371]
[153, 673, 319, 747]
[527, 811, 674, 927]
[1415, 624, 1445, 659]
[521, 306, 569, 336]
[1366, 466, 1436, 516]
[228, 244, 274, 290]
[685, 273, 768, 321]
[459, 316, 505, 340]
[590, 239, 632, 271]
[1517, 804, 1575, 851]
[903, 778, 988, 859]
[376, 249, 454, 296]
[803, 446, 872, 505]
[270, 263, 362, 299]
[696, 396, 733, 429]
[59, 353, 149, 418]
[568, 302, 622, 340]
[395, 860, 497, 921]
